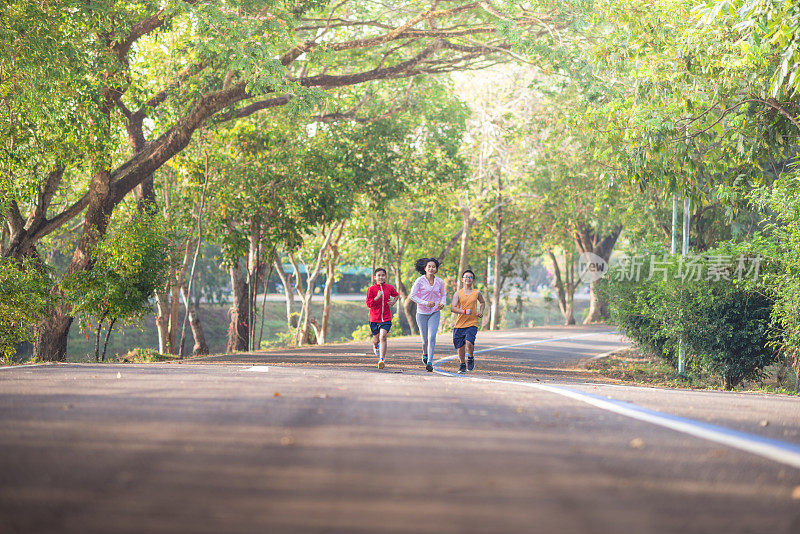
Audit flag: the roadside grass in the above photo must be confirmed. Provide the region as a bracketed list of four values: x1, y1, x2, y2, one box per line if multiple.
[114, 348, 182, 363]
[587, 348, 800, 396]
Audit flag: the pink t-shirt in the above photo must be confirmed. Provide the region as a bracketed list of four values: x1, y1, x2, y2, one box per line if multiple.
[410, 276, 446, 315]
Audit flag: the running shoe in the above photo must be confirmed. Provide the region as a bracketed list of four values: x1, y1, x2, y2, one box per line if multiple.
[467, 356, 475, 371]
[426, 363, 433, 372]
[458, 363, 467, 374]
[373, 344, 379, 356]
[378, 358, 385, 369]
[421, 354, 428, 365]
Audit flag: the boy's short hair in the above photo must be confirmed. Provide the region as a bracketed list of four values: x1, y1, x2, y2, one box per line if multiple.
[462, 269, 476, 279]
[373, 267, 387, 276]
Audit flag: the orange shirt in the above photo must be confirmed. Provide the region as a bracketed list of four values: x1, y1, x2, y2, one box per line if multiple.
[453, 289, 481, 329]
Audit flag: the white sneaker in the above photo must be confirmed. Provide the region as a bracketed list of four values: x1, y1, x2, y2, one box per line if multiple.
[373, 344, 380, 356]
[378, 358, 385, 369]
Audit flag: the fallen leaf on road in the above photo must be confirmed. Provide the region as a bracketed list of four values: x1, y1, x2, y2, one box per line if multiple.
[792, 485, 800, 500]
[314, 393, 328, 399]
[629, 438, 645, 449]
[759, 420, 769, 427]
[281, 435, 295, 447]
[274, 392, 280, 397]
[514, 406, 524, 414]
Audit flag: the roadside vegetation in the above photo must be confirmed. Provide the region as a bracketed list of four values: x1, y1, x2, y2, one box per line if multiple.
[2, 1, 800, 394]
[587, 348, 800, 396]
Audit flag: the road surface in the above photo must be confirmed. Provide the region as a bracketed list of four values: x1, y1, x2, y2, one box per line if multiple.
[1, 325, 799, 533]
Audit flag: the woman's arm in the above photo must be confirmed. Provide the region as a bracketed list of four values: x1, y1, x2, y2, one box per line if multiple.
[408, 277, 427, 306]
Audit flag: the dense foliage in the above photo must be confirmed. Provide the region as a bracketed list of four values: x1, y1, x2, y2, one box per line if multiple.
[602, 246, 775, 389]
[0, 259, 53, 362]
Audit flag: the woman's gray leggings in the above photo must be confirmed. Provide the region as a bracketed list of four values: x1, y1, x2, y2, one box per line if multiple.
[416, 310, 441, 359]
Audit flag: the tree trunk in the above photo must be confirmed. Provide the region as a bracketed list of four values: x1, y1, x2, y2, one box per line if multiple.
[181, 281, 209, 355]
[547, 249, 577, 326]
[155, 287, 172, 354]
[490, 181, 503, 330]
[94, 317, 104, 362]
[294, 223, 339, 345]
[227, 260, 249, 352]
[457, 203, 474, 287]
[575, 224, 622, 324]
[168, 240, 192, 352]
[320, 256, 335, 345]
[226, 218, 267, 353]
[168, 275, 182, 352]
[586, 279, 608, 323]
[33, 306, 73, 362]
[247, 220, 262, 351]
[101, 317, 116, 362]
[273, 256, 297, 328]
[319, 225, 344, 345]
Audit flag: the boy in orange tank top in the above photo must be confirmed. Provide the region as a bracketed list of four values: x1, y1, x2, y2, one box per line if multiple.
[450, 270, 486, 374]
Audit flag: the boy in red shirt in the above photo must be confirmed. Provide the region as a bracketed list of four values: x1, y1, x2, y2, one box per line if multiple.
[366, 268, 400, 369]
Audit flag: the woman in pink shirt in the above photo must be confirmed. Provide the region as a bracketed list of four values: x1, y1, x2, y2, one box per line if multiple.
[409, 257, 446, 372]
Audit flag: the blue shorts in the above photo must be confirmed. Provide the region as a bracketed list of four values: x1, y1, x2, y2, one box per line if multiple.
[369, 321, 392, 336]
[453, 326, 478, 349]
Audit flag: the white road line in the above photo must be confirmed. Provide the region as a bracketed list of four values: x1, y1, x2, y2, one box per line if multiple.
[0, 363, 46, 371]
[242, 366, 270, 373]
[433, 331, 612, 365]
[446, 372, 800, 471]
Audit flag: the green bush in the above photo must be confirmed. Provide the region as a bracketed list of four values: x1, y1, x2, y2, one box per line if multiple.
[61, 212, 175, 360]
[600, 273, 676, 364]
[751, 174, 800, 391]
[0, 258, 53, 363]
[602, 245, 775, 389]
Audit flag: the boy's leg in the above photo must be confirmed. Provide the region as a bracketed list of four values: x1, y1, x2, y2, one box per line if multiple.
[454, 328, 467, 373]
[465, 341, 474, 360]
[371, 332, 380, 356]
[466, 327, 477, 371]
[378, 328, 388, 359]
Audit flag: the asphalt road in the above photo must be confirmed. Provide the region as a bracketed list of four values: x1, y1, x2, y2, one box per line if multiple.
[1, 325, 799, 534]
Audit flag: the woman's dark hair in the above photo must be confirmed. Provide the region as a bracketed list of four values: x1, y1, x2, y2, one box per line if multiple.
[414, 257, 440, 275]
[462, 269, 476, 279]
[373, 267, 387, 276]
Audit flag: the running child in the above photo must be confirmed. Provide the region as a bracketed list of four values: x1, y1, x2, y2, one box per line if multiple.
[450, 269, 485, 374]
[410, 257, 446, 372]
[366, 268, 400, 369]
